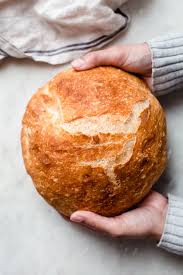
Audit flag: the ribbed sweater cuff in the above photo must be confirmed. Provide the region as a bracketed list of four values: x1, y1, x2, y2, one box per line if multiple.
[148, 34, 183, 96]
[157, 194, 183, 255]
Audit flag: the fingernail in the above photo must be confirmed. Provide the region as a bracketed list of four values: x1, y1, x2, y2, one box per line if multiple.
[72, 58, 85, 68]
[70, 214, 84, 223]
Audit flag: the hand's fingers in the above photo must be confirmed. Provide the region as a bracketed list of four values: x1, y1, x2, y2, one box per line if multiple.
[70, 211, 123, 237]
[71, 47, 127, 71]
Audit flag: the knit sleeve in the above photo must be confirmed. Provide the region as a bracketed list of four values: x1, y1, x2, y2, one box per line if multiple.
[147, 34, 183, 96]
[157, 194, 183, 256]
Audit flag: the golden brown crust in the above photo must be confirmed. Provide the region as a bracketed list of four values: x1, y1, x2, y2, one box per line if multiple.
[21, 66, 167, 217]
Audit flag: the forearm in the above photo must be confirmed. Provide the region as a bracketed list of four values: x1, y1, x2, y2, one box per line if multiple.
[147, 34, 183, 255]
[158, 194, 183, 255]
[147, 33, 183, 96]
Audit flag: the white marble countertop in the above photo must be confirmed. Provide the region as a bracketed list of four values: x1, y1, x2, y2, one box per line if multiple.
[1, 0, 183, 274]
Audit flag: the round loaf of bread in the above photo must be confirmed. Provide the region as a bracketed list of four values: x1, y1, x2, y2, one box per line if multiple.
[21, 66, 167, 217]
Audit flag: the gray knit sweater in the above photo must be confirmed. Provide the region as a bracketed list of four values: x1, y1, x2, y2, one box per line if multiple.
[148, 34, 183, 256]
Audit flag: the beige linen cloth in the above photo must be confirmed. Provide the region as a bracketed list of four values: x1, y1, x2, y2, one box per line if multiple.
[0, 0, 129, 64]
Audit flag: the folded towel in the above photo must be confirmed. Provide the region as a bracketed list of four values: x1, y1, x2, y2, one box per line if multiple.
[0, 0, 129, 65]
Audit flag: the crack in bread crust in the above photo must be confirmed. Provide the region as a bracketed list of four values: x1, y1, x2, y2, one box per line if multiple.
[79, 138, 136, 186]
[59, 100, 149, 186]
[60, 100, 149, 135]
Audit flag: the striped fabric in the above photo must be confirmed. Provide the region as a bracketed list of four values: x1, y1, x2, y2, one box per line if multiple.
[0, 1, 129, 65]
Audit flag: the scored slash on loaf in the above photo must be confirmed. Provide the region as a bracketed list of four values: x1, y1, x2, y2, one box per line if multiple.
[21, 66, 167, 217]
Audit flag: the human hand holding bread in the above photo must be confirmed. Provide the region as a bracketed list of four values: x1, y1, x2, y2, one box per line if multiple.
[21, 42, 168, 242]
[72, 43, 153, 89]
[71, 190, 167, 240]
[70, 43, 168, 240]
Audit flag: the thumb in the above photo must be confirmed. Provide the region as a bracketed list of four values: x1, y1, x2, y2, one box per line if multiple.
[71, 47, 127, 71]
[70, 210, 122, 237]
